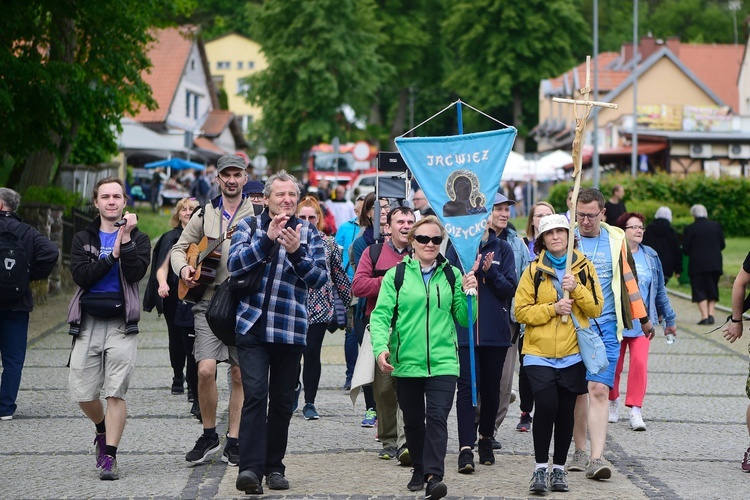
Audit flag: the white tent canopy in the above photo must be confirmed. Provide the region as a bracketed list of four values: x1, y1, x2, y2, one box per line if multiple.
[500, 150, 571, 182]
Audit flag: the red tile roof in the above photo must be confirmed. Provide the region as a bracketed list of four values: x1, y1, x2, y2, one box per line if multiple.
[194, 136, 225, 154]
[547, 53, 626, 94]
[132, 26, 196, 124]
[678, 44, 744, 111]
[201, 110, 234, 137]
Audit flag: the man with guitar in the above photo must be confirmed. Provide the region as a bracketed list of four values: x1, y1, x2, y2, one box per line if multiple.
[171, 154, 254, 466]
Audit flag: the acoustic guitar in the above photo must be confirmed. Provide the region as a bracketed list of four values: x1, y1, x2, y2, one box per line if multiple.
[178, 226, 237, 303]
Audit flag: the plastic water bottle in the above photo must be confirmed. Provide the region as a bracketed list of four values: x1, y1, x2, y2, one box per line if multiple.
[663, 319, 675, 344]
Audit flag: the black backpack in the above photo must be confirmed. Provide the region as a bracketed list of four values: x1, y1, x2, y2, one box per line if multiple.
[0, 225, 31, 302]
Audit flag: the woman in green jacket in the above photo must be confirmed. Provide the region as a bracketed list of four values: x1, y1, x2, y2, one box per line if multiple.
[370, 216, 477, 500]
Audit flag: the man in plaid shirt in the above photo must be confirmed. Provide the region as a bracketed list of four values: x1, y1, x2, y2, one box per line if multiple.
[228, 171, 328, 495]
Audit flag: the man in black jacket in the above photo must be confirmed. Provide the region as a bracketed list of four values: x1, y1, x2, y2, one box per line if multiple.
[0, 188, 58, 421]
[66, 177, 151, 480]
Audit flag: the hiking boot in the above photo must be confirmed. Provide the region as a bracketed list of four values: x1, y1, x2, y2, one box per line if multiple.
[608, 398, 620, 423]
[397, 445, 411, 466]
[516, 412, 532, 432]
[236, 470, 263, 495]
[742, 446, 750, 472]
[186, 434, 220, 464]
[425, 475, 447, 499]
[548, 468, 569, 492]
[266, 471, 289, 490]
[407, 468, 425, 491]
[379, 446, 397, 460]
[477, 437, 494, 465]
[361, 408, 377, 427]
[457, 449, 475, 474]
[567, 449, 588, 472]
[222, 441, 239, 466]
[94, 432, 107, 467]
[98, 455, 119, 481]
[585, 458, 612, 480]
[302, 403, 320, 420]
[629, 411, 646, 431]
[171, 375, 184, 394]
[529, 468, 547, 494]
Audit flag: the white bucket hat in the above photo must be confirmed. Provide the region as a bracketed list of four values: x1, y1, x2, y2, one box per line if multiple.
[537, 214, 569, 235]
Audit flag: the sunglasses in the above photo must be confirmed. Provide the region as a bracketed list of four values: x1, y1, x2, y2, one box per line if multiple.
[298, 214, 317, 221]
[414, 235, 443, 245]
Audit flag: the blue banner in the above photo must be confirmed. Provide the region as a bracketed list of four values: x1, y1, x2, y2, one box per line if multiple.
[395, 128, 517, 273]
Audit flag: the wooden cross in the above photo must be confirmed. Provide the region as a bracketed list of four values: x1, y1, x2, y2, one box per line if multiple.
[551, 56, 618, 321]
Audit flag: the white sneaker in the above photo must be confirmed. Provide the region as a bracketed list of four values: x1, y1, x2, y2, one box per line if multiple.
[608, 399, 619, 423]
[629, 411, 646, 431]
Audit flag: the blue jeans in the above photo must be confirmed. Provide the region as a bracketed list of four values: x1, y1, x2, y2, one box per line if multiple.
[0, 311, 30, 417]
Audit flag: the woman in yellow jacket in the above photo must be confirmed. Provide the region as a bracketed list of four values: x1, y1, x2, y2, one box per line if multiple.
[514, 214, 603, 495]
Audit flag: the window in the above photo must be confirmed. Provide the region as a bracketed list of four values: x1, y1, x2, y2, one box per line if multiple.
[191, 59, 195, 70]
[248, 61, 255, 69]
[185, 91, 192, 117]
[193, 94, 199, 119]
[237, 61, 243, 70]
[216, 61, 230, 70]
[236, 80, 251, 95]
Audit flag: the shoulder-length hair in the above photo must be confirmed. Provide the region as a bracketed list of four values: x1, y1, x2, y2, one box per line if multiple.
[525, 201, 556, 240]
[170, 198, 200, 228]
[297, 195, 326, 232]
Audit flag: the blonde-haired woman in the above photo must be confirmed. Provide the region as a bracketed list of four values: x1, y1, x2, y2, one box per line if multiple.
[144, 197, 200, 414]
[370, 215, 478, 498]
[293, 196, 351, 420]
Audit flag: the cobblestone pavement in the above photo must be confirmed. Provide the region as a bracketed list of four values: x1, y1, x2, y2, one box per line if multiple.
[1, 288, 749, 499]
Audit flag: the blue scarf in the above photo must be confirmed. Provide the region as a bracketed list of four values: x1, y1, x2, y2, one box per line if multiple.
[546, 252, 567, 270]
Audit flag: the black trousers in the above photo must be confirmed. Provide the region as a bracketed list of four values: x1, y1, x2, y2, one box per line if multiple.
[456, 346, 507, 447]
[302, 323, 327, 404]
[162, 300, 187, 378]
[236, 326, 303, 478]
[517, 333, 533, 414]
[396, 375, 456, 478]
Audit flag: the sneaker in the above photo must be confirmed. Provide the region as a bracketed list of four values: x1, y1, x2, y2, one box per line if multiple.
[190, 400, 202, 422]
[490, 437, 502, 450]
[302, 403, 320, 420]
[98, 454, 119, 480]
[407, 468, 425, 491]
[379, 446, 397, 460]
[397, 445, 412, 466]
[94, 432, 107, 467]
[292, 382, 301, 412]
[477, 437, 494, 465]
[516, 412, 532, 432]
[236, 470, 263, 495]
[742, 446, 750, 472]
[266, 471, 289, 490]
[171, 376, 184, 394]
[187, 387, 194, 403]
[548, 468, 569, 492]
[361, 408, 377, 427]
[425, 475, 447, 499]
[510, 389, 517, 404]
[457, 449, 475, 474]
[0, 415, 12, 421]
[585, 458, 612, 480]
[629, 411, 646, 431]
[608, 399, 620, 423]
[222, 441, 240, 466]
[529, 468, 547, 494]
[567, 449, 589, 472]
[185, 434, 220, 464]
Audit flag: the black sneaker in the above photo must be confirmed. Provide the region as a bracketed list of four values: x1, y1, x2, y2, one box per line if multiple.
[185, 434, 220, 464]
[425, 476, 447, 499]
[457, 449, 475, 474]
[517, 412, 533, 432]
[236, 470, 263, 495]
[190, 401, 202, 422]
[490, 437, 502, 449]
[222, 441, 239, 466]
[478, 437, 494, 465]
[548, 468, 569, 492]
[407, 468, 424, 491]
[397, 445, 412, 466]
[529, 468, 547, 494]
[171, 376, 184, 394]
[266, 471, 289, 490]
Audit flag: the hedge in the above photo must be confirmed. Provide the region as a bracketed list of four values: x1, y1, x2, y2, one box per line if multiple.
[546, 173, 750, 237]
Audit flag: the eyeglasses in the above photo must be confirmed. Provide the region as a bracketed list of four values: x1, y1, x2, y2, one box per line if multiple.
[576, 210, 603, 220]
[298, 214, 317, 221]
[414, 235, 443, 245]
[625, 225, 645, 231]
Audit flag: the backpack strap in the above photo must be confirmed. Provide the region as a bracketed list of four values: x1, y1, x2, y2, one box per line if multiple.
[391, 261, 406, 331]
[369, 243, 387, 277]
[442, 264, 456, 296]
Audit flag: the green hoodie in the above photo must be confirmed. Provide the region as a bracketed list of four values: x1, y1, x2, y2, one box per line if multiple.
[370, 255, 476, 378]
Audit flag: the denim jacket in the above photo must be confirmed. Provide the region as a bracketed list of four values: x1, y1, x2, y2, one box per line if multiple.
[639, 244, 676, 328]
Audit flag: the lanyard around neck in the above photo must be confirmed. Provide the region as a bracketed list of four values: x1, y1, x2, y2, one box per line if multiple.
[577, 229, 600, 261]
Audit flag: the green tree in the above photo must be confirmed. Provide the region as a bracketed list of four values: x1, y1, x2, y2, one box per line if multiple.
[442, 0, 590, 153]
[243, 0, 387, 160]
[0, 0, 189, 191]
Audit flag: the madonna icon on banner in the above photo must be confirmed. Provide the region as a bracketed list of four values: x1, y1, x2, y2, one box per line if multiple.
[442, 170, 486, 218]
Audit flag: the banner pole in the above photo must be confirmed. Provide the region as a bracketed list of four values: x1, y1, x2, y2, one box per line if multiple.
[455, 99, 477, 407]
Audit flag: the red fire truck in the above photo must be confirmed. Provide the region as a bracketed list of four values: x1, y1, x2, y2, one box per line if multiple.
[307, 141, 378, 187]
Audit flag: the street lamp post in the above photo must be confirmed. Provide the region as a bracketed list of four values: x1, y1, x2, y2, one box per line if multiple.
[631, 0, 639, 179]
